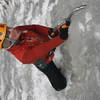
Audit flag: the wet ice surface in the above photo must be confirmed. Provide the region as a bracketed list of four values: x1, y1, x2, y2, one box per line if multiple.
[0, 0, 100, 100]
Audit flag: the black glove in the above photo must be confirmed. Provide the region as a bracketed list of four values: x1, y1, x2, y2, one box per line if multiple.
[59, 20, 71, 40]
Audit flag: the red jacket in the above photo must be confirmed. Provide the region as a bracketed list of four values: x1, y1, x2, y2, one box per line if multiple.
[7, 25, 65, 64]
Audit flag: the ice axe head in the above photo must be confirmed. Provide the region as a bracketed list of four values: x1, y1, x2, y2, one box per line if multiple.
[65, 5, 87, 23]
[73, 5, 87, 13]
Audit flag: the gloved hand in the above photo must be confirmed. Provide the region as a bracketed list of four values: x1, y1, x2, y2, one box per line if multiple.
[59, 21, 70, 40]
[48, 21, 71, 39]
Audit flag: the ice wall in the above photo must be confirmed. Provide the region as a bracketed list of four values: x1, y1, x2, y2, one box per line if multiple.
[0, 0, 100, 100]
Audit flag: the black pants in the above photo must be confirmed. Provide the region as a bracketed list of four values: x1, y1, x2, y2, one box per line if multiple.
[34, 60, 67, 91]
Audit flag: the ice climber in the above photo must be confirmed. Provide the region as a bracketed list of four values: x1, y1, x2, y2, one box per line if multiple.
[0, 18, 71, 91]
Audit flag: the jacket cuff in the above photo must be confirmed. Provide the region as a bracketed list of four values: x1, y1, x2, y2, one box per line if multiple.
[59, 28, 69, 40]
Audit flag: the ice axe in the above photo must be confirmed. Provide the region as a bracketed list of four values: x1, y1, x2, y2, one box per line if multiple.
[53, 5, 87, 31]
